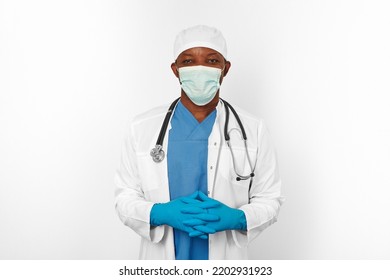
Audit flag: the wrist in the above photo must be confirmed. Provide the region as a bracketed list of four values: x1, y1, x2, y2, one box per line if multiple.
[234, 209, 247, 231]
[150, 203, 165, 226]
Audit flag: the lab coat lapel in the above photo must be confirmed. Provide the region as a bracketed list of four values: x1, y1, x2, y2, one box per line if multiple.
[207, 100, 224, 198]
[158, 103, 178, 201]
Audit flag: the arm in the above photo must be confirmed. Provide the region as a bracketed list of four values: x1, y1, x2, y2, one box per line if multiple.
[114, 121, 165, 242]
[233, 119, 284, 247]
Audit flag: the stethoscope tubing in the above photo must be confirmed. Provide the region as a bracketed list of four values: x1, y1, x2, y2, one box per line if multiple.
[156, 97, 180, 145]
[220, 98, 247, 141]
[150, 98, 255, 184]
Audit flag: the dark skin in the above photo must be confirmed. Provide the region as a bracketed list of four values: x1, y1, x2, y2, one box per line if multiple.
[171, 47, 231, 122]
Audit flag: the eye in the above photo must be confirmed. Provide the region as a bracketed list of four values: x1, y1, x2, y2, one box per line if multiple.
[182, 59, 192, 64]
[208, 59, 219, 64]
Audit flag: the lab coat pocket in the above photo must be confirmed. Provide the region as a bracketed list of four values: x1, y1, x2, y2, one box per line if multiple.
[214, 147, 256, 208]
[136, 153, 168, 191]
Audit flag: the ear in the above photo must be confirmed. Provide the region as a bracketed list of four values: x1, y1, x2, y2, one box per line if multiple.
[223, 61, 231, 77]
[171, 62, 179, 78]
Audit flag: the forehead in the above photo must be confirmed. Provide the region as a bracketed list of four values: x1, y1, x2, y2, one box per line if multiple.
[177, 47, 224, 58]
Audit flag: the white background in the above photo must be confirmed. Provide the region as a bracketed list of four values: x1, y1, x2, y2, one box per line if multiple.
[1, 0, 389, 259]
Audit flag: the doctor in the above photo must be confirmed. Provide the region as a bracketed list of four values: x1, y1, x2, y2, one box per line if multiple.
[115, 25, 284, 260]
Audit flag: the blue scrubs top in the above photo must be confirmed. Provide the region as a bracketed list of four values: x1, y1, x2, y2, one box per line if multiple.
[167, 101, 216, 260]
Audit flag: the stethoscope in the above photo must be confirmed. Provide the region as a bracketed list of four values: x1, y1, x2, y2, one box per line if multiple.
[150, 98, 255, 183]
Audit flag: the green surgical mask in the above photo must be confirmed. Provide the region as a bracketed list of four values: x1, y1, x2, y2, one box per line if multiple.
[178, 65, 222, 106]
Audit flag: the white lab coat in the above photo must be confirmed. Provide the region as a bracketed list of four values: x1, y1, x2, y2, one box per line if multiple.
[115, 100, 284, 259]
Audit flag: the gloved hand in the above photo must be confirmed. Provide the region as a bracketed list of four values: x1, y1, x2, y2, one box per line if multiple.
[182, 191, 247, 237]
[150, 192, 219, 239]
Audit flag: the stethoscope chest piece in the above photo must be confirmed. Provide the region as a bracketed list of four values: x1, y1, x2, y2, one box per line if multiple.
[150, 144, 165, 163]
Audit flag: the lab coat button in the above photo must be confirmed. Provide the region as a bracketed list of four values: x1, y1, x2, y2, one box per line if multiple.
[210, 166, 213, 170]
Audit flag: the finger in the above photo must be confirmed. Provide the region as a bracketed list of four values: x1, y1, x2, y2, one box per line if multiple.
[181, 198, 219, 209]
[183, 219, 206, 227]
[188, 191, 199, 199]
[195, 213, 220, 222]
[197, 191, 213, 202]
[198, 234, 208, 240]
[188, 229, 204, 237]
[180, 197, 202, 204]
[189, 230, 206, 237]
[196, 200, 220, 209]
[181, 206, 205, 214]
[194, 225, 216, 234]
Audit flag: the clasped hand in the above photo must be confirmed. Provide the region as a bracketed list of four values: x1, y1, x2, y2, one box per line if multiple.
[150, 191, 219, 239]
[151, 191, 247, 240]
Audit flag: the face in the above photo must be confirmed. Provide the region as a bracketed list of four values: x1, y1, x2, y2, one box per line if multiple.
[171, 47, 231, 83]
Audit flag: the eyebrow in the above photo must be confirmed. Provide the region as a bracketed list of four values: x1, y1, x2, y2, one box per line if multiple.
[180, 52, 220, 57]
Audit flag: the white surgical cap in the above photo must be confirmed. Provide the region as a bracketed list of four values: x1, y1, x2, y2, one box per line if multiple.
[173, 25, 227, 60]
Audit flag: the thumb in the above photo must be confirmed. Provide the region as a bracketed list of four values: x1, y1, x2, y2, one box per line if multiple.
[198, 191, 211, 202]
[188, 191, 199, 199]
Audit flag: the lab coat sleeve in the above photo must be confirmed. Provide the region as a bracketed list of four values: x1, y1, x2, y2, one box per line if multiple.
[232, 119, 284, 247]
[114, 121, 165, 243]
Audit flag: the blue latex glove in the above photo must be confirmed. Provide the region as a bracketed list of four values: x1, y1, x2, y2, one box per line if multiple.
[150, 192, 219, 239]
[182, 192, 247, 237]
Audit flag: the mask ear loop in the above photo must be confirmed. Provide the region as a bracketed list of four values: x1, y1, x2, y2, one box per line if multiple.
[175, 63, 183, 85]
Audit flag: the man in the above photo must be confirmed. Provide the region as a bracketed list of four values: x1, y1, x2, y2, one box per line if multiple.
[115, 25, 283, 260]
